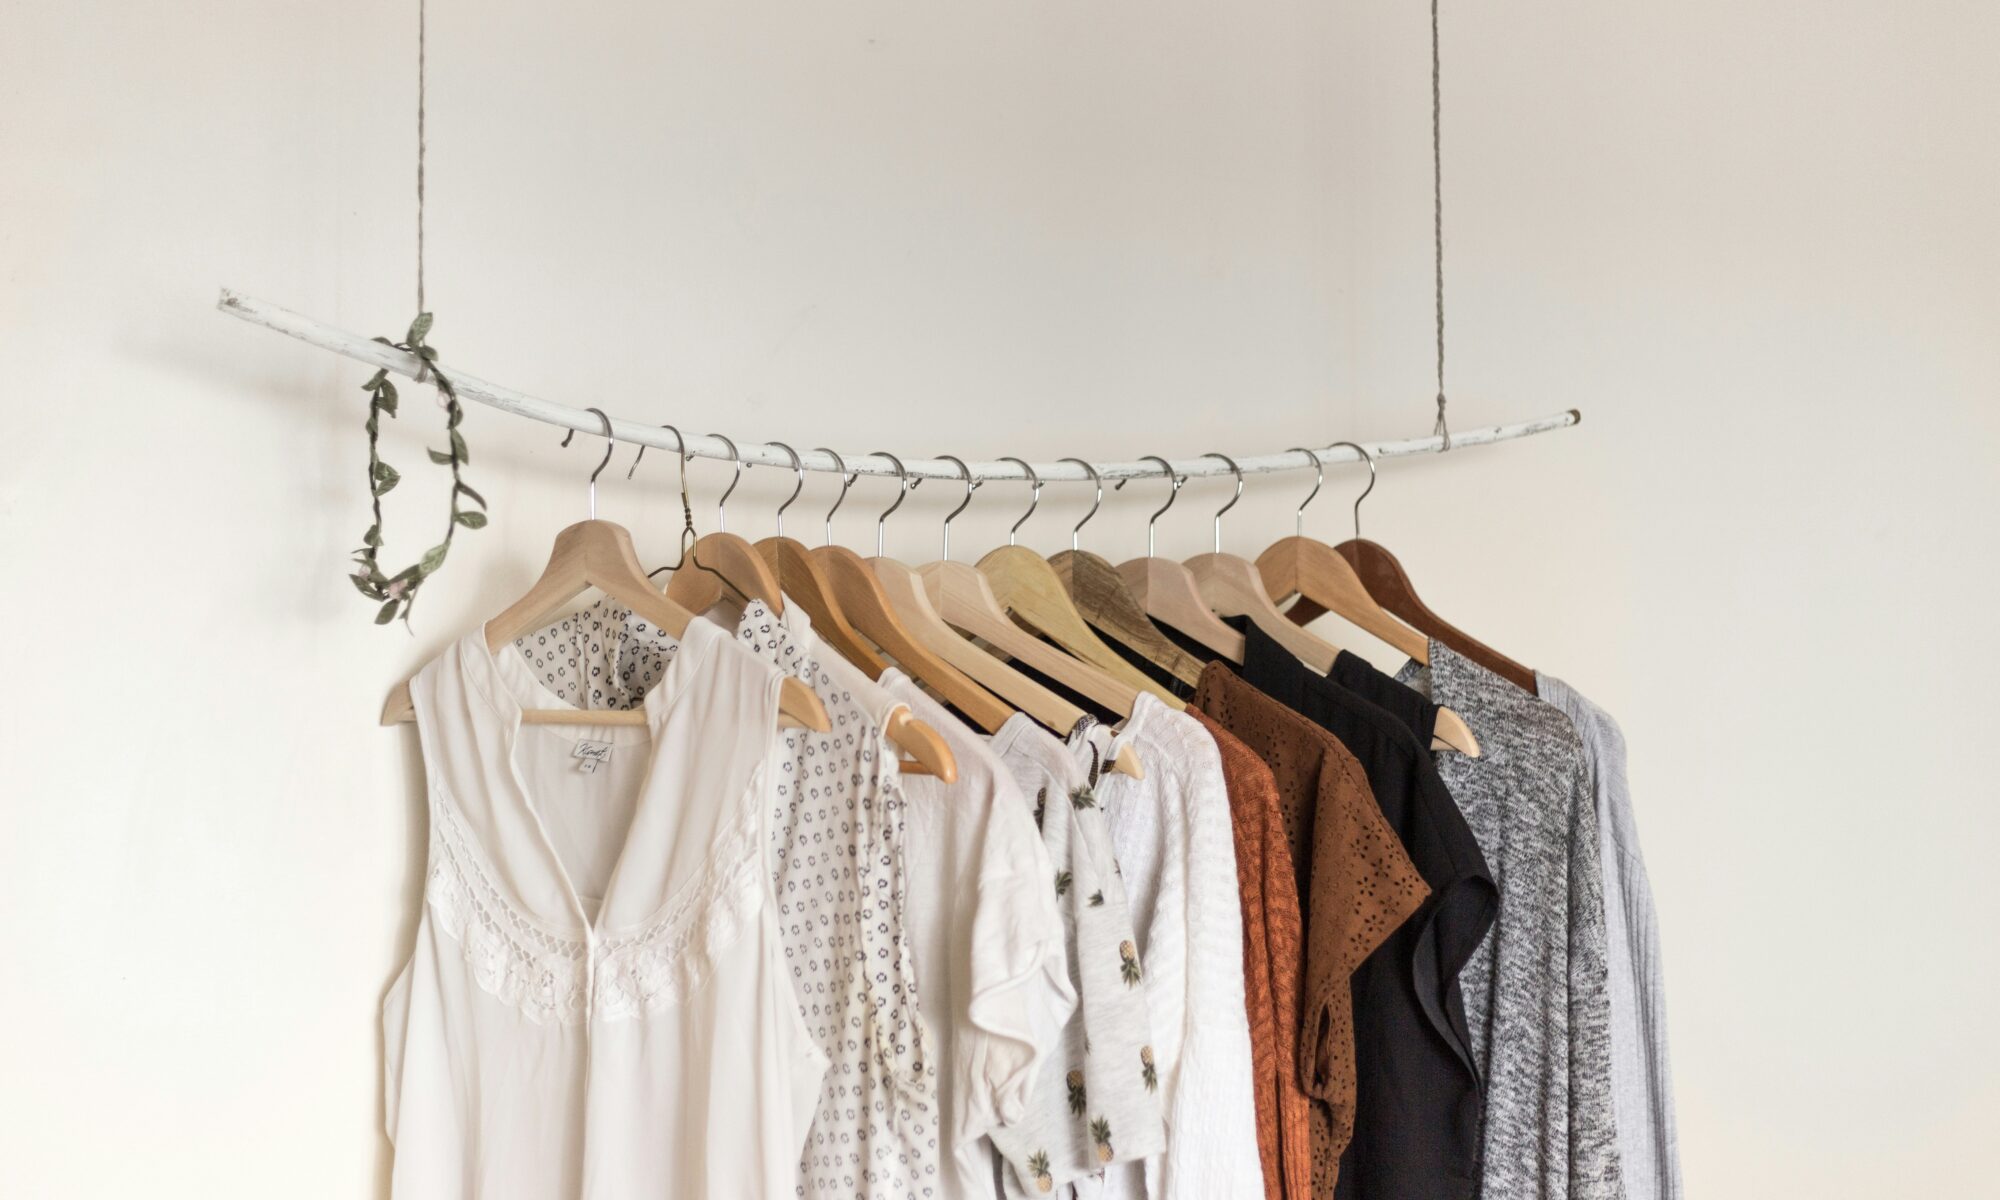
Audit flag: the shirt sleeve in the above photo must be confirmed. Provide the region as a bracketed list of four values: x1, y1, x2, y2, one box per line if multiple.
[961, 766, 1074, 1131]
[1155, 721, 1268, 1199]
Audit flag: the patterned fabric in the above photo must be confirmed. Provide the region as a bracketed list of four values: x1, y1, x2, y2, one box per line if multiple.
[1537, 673, 1679, 1200]
[1190, 665, 1429, 1195]
[1397, 644, 1625, 1200]
[1075, 697, 1266, 1200]
[517, 598, 937, 1199]
[1188, 709, 1312, 1200]
[988, 717, 1165, 1196]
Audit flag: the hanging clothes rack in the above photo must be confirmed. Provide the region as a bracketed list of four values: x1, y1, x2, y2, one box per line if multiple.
[218, 289, 1579, 482]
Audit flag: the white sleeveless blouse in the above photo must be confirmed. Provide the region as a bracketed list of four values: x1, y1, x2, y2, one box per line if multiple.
[382, 619, 829, 1198]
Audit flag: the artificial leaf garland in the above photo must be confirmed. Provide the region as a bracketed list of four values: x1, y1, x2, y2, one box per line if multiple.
[348, 313, 486, 625]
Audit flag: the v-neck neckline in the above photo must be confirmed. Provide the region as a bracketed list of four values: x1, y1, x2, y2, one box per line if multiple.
[463, 618, 720, 938]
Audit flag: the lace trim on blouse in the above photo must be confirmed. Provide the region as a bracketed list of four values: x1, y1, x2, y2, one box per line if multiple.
[425, 787, 764, 1025]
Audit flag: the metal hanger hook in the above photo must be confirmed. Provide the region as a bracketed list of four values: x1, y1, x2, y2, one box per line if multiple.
[1323, 441, 1376, 540]
[1202, 452, 1243, 552]
[999, 457, 1041, 546]
[817, 447, 855, 547]
[1116, 455, 1181, 557]
[937, 455, 980, 561]
[558, 407, 617, 520]
[768, 441, 804, 539]
[637, 424, 699, 576]
[872, 451, 920, 557]
[1057, 457, 1101, 552]
[709, 433, 742, 533]
[1287, 447, 1324, 538]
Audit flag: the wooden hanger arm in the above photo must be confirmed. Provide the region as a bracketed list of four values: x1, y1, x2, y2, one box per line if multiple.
[383, 674, 828, 730]
[976, 546, 1185, 707]
[1048, 549, 1206, 686]
[811, 545, 1015, 733]
[1257, 536, 1430, 662]
[919, 560, 1143, 717]
[1184, 551, 1341, 673]
[663, 531, 784, 617]
[756, 536, 888, 677]
[1333, 538, 1538, 693]
[1116, 555, 1246, 662]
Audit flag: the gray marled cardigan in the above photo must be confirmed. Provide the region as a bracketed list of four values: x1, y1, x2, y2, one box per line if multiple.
[1399, 644, 1624, 1200]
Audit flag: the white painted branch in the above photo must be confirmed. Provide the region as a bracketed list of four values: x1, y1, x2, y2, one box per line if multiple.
[218, 288, 1579, 482]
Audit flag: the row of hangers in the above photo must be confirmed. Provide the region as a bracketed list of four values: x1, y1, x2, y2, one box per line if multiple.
[385, 413, 1542, 783]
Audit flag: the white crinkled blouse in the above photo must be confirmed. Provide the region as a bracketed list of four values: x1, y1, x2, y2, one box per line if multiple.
[382, 619, 829, 1199]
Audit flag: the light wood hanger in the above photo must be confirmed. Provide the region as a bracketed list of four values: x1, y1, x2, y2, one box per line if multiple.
[807, 449, 1018, 738]
[1183, 452, 1343, 674]
[1044, 457, 1205, 687]
[641, 435, 955, 778]
[1112, 456, 1246, 662]
[750, 443, 886, 677]
[1257, 446, 1479, 756]
[380, 410, 828, 733]
[1270, 442, 1537, 694]
[867, 453, 1143, 777]
[919, 456, 1145, 719]
[973, 457, 1185, 708]
[661, 433, 787, 617]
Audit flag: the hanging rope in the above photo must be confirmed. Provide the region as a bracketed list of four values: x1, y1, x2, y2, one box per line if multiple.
[416, 0, 428, 322]
[1429, 0, 1451, 449]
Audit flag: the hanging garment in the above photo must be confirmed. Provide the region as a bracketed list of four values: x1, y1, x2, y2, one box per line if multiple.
[516, 598, 937, 1199]
[1536, 674, 1680, 1200]
[732, 600, 938, 1200]
[1397, 643, 1625, 1200]
[1235, 628, 1497, 1200]
[382, 621, 828, 1199]
[987, 716, 1166, 1197]
[1070, 696, 1266, 1200]
[1186, 708, 1313, 1200]
[883, 671, 1076, 1200]
[1188, 663, 1429, 1196]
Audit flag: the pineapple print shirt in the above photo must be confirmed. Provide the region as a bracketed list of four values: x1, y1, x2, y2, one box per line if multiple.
[987, 716, 1166, 1197]
[1072, 697, 1267, 1200]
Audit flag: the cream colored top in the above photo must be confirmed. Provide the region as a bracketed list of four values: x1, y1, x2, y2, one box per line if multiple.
[382, 620, 828, 1199]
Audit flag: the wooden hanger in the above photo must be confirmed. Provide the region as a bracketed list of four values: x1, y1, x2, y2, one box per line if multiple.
[919, 456, 1145, 719]
[1183, 452, 1343, 674]
[1334, 538, 1537, 693]
[381, 410, 827, 732]
[1257, 446, 1479, 756]
[646, 435, 954, 778]
[1272, 442, 1537, 695]
[866, 453, 1143, 777]
[1042, 457, 1204, 686]
[662, 433, 788, 617]
[973, 457, 1185, 708]
[807, 450, 1017, 738]
[1112, 456, 1246, 661]
[750, 443, 886, 677]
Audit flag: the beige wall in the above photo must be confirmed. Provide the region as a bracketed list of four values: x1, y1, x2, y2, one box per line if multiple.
[3, 1, 1995, 1195]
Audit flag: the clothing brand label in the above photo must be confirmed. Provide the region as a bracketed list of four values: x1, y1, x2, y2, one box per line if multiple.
[572, 740, 613, 773]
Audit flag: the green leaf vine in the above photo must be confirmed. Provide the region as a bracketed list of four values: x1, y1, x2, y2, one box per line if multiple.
[347, 313, 487, 626]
